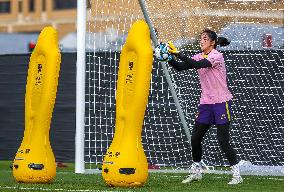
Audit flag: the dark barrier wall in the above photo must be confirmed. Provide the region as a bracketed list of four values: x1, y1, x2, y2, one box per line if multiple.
[0, 53, 76, 161]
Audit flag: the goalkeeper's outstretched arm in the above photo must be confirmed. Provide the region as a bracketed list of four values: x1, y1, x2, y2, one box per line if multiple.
[168, 52, 212, 71]
[167, 41, 212, 71]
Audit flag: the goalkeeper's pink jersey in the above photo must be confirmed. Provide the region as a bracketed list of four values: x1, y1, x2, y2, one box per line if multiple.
[192, 49, 233, 104]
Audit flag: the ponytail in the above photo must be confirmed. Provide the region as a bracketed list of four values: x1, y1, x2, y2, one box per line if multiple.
[217, 36, 230, 47]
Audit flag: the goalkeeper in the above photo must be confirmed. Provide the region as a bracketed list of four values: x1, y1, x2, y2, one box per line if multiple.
[158, 29, 242, 185]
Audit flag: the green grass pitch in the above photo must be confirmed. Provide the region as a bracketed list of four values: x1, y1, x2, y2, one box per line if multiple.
[1, 161, 284, 192]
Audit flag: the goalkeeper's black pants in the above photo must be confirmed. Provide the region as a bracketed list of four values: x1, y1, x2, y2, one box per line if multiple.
[191, 121, 238, 166]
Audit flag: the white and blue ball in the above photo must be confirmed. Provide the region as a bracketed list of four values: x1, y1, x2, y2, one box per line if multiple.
[154, 43, 172, 62]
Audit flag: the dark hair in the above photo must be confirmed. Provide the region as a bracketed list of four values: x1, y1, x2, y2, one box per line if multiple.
[201, 29, 230, 48]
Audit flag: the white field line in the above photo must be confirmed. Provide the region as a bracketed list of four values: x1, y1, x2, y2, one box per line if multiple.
[213, 176, 284, 181]
[0, 186, 130, 192]
[167, 174, 284, 181]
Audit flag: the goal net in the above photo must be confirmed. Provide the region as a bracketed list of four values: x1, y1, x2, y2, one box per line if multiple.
[76, 0, 284, 175]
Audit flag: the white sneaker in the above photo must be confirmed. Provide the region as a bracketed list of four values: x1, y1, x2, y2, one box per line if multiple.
[229, 163, 242, 185]
[228, 176, 243, 185]
[182, 162, 203, 183]
[182, 172, 202, 183]
[200, 160, 210, 173]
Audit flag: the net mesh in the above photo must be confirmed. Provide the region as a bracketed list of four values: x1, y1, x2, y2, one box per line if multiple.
[84, 0, 284, 171]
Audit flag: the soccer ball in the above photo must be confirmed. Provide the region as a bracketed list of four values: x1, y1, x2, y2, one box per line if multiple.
[154, 43, 172, 62]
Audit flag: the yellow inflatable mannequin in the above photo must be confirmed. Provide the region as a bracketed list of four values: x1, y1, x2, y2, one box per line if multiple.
[12, 26, 61, 183]
[102, 20, 153, 187]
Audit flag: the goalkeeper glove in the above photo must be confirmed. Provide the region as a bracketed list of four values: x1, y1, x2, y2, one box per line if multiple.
[168, 41, 180, 55]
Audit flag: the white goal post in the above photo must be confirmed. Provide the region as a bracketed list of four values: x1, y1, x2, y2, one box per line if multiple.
[76, 0, 284, 175]
[75, 0, 86, 173]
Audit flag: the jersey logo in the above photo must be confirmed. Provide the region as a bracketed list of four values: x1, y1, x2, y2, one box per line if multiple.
[195, 112, 200, 119]
[220, 113, 227, 120]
